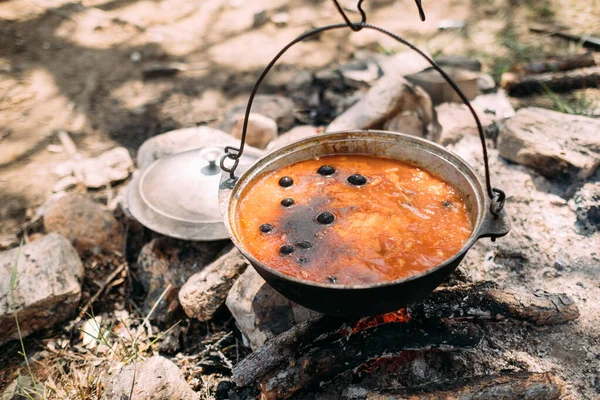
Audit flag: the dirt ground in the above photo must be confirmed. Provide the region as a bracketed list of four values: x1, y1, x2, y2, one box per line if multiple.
[0, 0, 599, 398]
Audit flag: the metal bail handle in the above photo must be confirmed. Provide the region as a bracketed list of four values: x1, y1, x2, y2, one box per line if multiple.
[220, 0, 506, 218]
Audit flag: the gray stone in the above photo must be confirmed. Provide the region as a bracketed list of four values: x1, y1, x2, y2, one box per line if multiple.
[226, 268, 320, 350]
[339, 58, 383, 89]
[477, 72, 496, 93]
[266, 125, 322, 151]
[1, 375, 36, 400]
[136, 237, 228, 323]
[435, 55, 482, 72]
[137, 127, 239, 169]
[230, 113, 278, 150]
[102, 356, 198, 400]
[77, 147, 133, 189]
[406, 67, 479, 105]
[432, 90, 515, 146]
[446, 135, 599, 284]
[43, 193, 123, 255]
[378, 49, 434, 78]
[179, 247, 249, 321]
[219, 95, 296, 133]
[570, 182, 600, 232]
[326, 75, 435, 134]
[0, 233, 83, 345]
[498, 107, 600, 181]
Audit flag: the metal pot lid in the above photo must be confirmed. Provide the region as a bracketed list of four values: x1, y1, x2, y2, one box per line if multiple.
[128, 146, 262, 241]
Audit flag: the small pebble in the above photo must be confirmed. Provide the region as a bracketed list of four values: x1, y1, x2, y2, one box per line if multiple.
[316, 211, 335, 225]
[296, 241, 312, 249]
[279, 176, 293, 187]
[327, 276, 337, 283]
[279, 244, 295, 255]
[347, 174, 367, 186]
[281, 198, 295, 207]
[259, 223, 273, 233]
[298, 257, 309, 264]
[317, 165, 335, 176]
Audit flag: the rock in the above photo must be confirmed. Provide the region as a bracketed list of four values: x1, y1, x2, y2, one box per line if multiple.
[477, 72, 496, 93]
[435, 55, 482, 72]
[179, 247, 249, 321]
[432, 90, 515, 145]
[137, 127, 240, 169]
[0, 233, 83, 345]
[136, 237, 228, 323]
[1, 375, 36, 400]
[219, 95, 296, 133]
[446, 134, 599, 284]
[570, 182, 600, 232]
[266, 126, 322, 151]
[230, 113, 278, 150]
[43, 193, 123, 255]
[52, 175, 78, 193]
[406, 67, 479, 105]
[378, 49, 433, 78]
[226, 268, 320, 350]
[326, 75, 436, 134]
[383, 111, 427, 137]
[339, 58, 383, 89]
[77, 147, 134, 189]
[102, 356, 198, 400]
[497, 107, 600, 181]
[271, 12, 289, 27]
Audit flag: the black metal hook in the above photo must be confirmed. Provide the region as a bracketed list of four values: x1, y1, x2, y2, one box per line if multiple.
[331, 0, 367, 31]
[414, 0, 426, 21]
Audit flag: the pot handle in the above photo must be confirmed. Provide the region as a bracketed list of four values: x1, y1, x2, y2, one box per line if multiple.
[218, 163, 251, 217]
[479, 208, 511, 240]
[220, 0, 506, 220]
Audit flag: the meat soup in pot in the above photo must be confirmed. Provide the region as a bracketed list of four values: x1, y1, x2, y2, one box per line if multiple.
[236, 155, 472, 285]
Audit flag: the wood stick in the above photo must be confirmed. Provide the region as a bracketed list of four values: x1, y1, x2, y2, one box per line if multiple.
[409, 282, 580, 325]
[510, 52, 596, 75]
[501, 66, 600, 96]
[178, 247, 250, 321]
[258, 320, 483, 400]
[317, 372, 571, 400]
[233, 316, 351, 387]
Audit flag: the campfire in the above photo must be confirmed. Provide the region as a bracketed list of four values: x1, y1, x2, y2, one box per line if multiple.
[226, 280, 578, 399]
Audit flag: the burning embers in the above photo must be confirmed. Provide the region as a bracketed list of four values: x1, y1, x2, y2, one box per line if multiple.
[353, 308, 411, 333]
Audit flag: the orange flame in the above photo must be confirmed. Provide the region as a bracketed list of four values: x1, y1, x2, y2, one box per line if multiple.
[353, 308, 410, 333]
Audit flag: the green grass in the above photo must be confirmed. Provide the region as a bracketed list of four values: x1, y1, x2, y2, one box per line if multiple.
[10, 242, 48, 399]
[543, 86, 598, 117]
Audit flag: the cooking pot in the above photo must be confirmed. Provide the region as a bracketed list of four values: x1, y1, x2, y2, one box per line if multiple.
[216, 0, 510, 317]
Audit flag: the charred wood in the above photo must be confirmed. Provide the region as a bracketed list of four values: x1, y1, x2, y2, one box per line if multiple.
[510, 52, 596, 75]
[410, 282, 580, 325]
[255, 320, 483, 399]
[233, 316, 351, 387]
[501, 66, 600, 96]
[312, 372, 570, 400]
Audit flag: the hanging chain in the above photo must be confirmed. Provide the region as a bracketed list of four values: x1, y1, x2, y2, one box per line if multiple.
[220, 0, 506, 217]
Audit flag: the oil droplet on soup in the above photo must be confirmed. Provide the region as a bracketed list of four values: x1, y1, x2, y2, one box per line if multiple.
[237, 155, 472, 285]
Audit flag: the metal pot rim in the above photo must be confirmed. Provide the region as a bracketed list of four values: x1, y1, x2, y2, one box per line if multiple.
[222, 129, 507, 290]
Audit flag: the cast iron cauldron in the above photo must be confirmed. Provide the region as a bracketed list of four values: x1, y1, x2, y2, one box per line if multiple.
[218, 130, 510, 317]
[216, 0, 510, 317]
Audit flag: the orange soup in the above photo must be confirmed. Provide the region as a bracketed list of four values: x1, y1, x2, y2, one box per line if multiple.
[236, 155, 472, 285]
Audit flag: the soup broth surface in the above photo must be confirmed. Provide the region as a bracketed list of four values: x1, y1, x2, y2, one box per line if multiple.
[236, 155, 472, 285]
